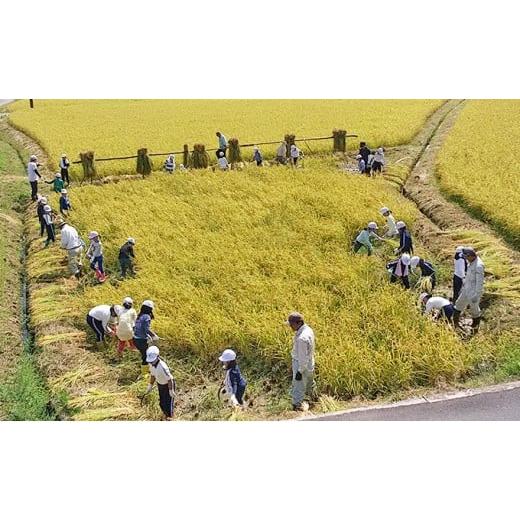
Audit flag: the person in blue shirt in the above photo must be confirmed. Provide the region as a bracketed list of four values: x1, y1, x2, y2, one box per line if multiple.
[216, 131, 228, 158]
[410, 256, 437, 290]
[253, 145, 263, 167]
[59, 189, 72, 216]
[133, 300, 159, 378]
[218, 348, 247, 407]
[395, 221, 414, 255]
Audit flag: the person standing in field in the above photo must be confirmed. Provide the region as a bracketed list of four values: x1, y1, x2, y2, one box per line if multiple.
[36, 196, 48, 237]
[133, 300, 159, 378]
[58, 220, 84, 278]
[86, 303, 119, 343]
[352, 222, 384, 256]
[216, 131, 228, 158]
[143, 346, 176, 420]
[217, 151, 230, 170]
[387, 253, 412, 289]
[86, 231, 106, 283]
[290, 144, 301, 167]
[42, 205, 56, 248]
[453, 245, 467, 302]
[218, 348, 247, 408]
[116, 297, 138, 355]
[395, 221, 414, 255]
[164, 154, 176, 173]
[253, 146, 263, 167]
[119, 237, 136, 277]
[372, 147, 385, 174]
[276, 142, 287, 165]
[358, 142, 372, 174]
[453, 247, 485, 334]
[59, 153, 71, 186]
[286, 312, 316, 412]
[27, 155, 42, 202]
[379, 207, 398, 237]
[59, 189, 72, 217]
[45, 172, 65, 194]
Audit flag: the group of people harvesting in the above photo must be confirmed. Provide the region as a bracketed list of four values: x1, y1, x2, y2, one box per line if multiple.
[353, 207, 485, 335]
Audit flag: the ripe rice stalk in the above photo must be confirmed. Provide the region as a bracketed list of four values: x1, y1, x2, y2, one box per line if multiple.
[284, 134, 295, 157]
[79, 151, 96, 183]
[136, 148, 153, 176]
[333, 129, 347, 152]
[191, 143, 209, 169]
[228, 138, 242, 164]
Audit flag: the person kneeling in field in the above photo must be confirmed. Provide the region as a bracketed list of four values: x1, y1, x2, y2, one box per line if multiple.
[387, 253, 412, 289]
[219, 348, 247, 408]
[164, 154, 176, 173]
[217, 151, 229, 170]
[419, 292, 455, 324]
[410, 256, 436, 291]
[143, 346, 176, 420]
[352, 222, 384, 256]
[116, 297, 138, 355]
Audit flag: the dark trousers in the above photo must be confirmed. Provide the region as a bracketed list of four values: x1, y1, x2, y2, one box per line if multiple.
[86, 314, 105, 341]
[390, 274, 410, 289]
[134, 338, 148, 365]
[120, 257, 134, 277]
[45, 224, 55, 245]
[158, 382, 175, 418]
[90, 255, 104, 274]
[39, 218, 45, 237]
[30, 181, 38, 201]
[235, 383, 246, 405]
[453, 275, 463, 302]
[61, 169, 70, 185]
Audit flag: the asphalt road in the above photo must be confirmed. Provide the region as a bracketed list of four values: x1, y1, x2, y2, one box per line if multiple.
[313, 387, 520, 421]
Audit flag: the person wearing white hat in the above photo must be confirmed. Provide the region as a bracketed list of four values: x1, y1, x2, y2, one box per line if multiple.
[410, 256, 436, 291]
[387, 253, 411, 289]
[27, 155, 42, 201]
[45, 172, 64, 193]
[253, 145, 263, 167]
[453, 247, 485, 334]
[59, 188, 72, 216]
[286, 312, 316, 412]
[42, 204, 55, 248]
[290, 144, 301, 167]
[353, 222, 384, 256]
[59, 153, 71, 186]
[133, 300, 159, 377]
[218, 348, 247, 407]
[453, 246, 467, 302]
[379, 207, 398, 238]
[142, 346, 176, 420]
[164, 154, 176, 174]
[395, 221, 414, 255]
[419, 292, 455, 323]
[119, 237, 136, 277]
[372, 147, 385, 174]
[115, 297, 138, 355]
[36, 196, 48, 237]
[86, 231, 106, 283]
[58, 221, 84, 277]
[356, 154, 366, 174]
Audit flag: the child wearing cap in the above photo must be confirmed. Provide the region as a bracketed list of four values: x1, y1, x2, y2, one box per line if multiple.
[253, 146, 263, 167]
[219, 348, 247, 407]
[217, 151, 229, 171]
[46, 173, 65, 193]
[115, 297, 138, 355]
[36, 196, 48, 237]
[353, 222, 384, 256]
[86, 231, 106, 282]
[59, 189, 72, 216]
[379, 207, 398, 237]
[356, 154, 366, 174]
[144, 346, 176, 420]
[42, 204, 55, 247]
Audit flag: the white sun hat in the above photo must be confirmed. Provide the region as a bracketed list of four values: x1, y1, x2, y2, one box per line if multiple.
[367, 222, 378, 230]
[218, 349, 237, 362]
[410, 256, 420, 269]
[146, 346, 160, 363]
[396, 221, 406, 230]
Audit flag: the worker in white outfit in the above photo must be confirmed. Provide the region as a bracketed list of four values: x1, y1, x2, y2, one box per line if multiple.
[286, 312, 315, 411]
[453, 246, 467, 302]
[379, 207, 398, 237]
[58, 221, 84, 278]
[419, 292, 455, 323]
[454, 247, 485, 334]
[143, 346, 176, 420]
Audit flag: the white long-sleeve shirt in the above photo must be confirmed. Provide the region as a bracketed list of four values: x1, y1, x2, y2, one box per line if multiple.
[460, 257, 485, 300]
[150, 359, 173, 385]
[385, 214, 398, 236]
[116, 308, 137, 341]
[27, 162, 40, 182]
[373, 149, 385, 165]
[60, 224, 82, 250]
[87, 239, 103, 258]
[454, 255, 467, 279]
[88, 305, 113, 332]
[425, 296, 451, 315]
[292, 324, 315, 373]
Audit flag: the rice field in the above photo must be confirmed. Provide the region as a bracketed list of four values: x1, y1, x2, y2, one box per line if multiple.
[436, 99, 520, 248]
[46, 159, 475, 399]
[7, 99, 445, 177]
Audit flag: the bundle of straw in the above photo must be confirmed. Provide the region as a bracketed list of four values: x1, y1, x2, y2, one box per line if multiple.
[191, 144, 209, 169]
[333, 129, 347, 152]
[228, 138, 242, 164]
[284, 134, 296, 157]
[136, 148, 153, 176]
[79, 151, 96, 183]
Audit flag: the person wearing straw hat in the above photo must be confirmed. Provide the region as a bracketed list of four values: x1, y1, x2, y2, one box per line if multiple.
[27, 155, 42, 201]
[353, 222, 384, 256]
[36, 196, 48, 237]
[395, 221, 414, 255]
[116, 297, 138, 355]
[218, 348, 247, 408]
[119, 237, 136, 277]
[387, 253, 412, 289]
[419, 292, 455, 324]
[133, 300, 159, 378]
[379, 207, 398, 238]
[59, 189, 72, 217]
[143, 345, 176, 420]
[59, 153, 71, 187]
[86, 231, 106, 283]
[453, 247, 485, 334]
[45, 172, 65, 193]
[164, 154, 176, 174]
[58, 220, 84, 278]
[286, 312, 316, 412]
[453, 245, 467, 302]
